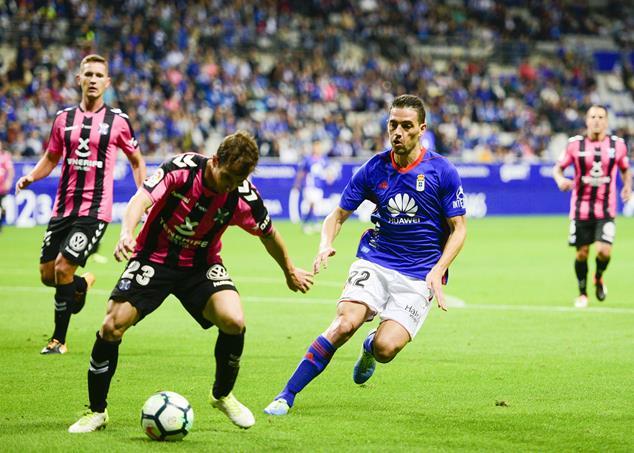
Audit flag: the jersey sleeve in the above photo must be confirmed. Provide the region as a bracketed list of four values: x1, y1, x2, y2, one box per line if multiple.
[230, 180, 273, 237]
[440, 163, 466, 218]
[114, 113, 140, 156]
[141, 157, 191, 203]
[615, 139, 630, 170]
[557, 140, 577, 169]
[45, 111, 67, 155]
[339, 162, 370, 212]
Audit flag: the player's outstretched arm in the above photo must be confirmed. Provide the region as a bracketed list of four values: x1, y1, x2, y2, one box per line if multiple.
[115, 189, 153, 262]
[620, 168, 632, 202]
[259, 228, 314, 293]
[426, 215, 467, 311]
[313, 207, 353, 274]
[15, 151, 60, 193]
[552, 165, 573, 192]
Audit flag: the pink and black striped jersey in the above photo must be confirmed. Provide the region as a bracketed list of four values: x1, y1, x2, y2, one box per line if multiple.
[134, 153, 272, 269]
[46, 104, 139, 222]
[0, 150, 13, 195]
[558, 135, 630, 221]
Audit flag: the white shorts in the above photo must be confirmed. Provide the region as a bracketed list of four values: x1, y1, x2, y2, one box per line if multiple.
[302, 187, 324, 205]
[339, 259, 433, 339]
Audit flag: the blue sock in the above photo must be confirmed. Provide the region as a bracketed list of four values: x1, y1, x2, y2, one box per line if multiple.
[277, 335, 336, 407]
[363, 330, 376, 355]
[302, 207, 315, 224]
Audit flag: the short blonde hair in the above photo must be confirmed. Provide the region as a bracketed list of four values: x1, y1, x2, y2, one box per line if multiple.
[79, 54, 108, 74]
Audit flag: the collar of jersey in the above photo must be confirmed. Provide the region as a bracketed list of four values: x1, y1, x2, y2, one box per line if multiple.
[78, 104, 106, 115]
[390, 147, 426, 173]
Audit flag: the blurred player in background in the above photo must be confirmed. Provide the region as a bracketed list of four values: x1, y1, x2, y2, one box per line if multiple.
[68, 131, 313, 433]
[0, 143, 14, 232]
[553, 105, 631, 308]
[264, 94, 467, 416]
[15, 54, 146, 354]
[293, 140, 331, 234]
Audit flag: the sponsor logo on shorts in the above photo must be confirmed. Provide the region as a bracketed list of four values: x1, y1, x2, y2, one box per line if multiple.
[206, 264, 229, 281]
[118, 279, 132, 291]
[69, 232, 88, 252]
[404, 304, 421, 323]
[602, 221, 616, 242]
[212, 280, 235, 287]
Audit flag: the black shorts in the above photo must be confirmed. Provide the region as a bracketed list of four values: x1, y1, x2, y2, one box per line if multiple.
[40, 216, 108, 267]
[109, 258, 238, 329]
[568, 218, 616, 247]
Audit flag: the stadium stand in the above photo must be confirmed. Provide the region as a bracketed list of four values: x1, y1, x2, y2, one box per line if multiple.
[0, 0, 632, 162]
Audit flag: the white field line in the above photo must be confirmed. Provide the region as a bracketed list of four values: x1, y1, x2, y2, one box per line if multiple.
[3, 285, 634, 314]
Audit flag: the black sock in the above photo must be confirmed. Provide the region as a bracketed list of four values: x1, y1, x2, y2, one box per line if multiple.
[574, 260, 588, 295]
[88, 332, 121, 413]
[212, 329, 245, 399]
[595, 257, 610, 281]
[74, 275, 88, 293]
[52, 281, 75, 343]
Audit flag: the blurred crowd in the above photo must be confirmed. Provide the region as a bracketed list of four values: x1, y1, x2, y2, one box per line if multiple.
[1, 0, 633, 163]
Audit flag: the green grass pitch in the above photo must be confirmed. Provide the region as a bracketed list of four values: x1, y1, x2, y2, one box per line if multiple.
[0, 217, 633, 452]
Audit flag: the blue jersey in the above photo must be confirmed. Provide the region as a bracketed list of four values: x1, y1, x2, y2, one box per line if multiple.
[299, 154, 329, 190]
[339, 148, 466, 280]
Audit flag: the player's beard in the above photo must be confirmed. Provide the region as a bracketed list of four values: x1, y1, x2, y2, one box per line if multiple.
[392, 141, 416, 155]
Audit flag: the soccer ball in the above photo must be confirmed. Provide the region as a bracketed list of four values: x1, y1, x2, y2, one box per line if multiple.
[141, 391, 194, 441]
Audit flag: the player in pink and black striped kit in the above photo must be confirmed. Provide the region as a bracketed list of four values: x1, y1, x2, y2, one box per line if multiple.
[0, 143, 14, 231]
[68, 131, 314, 433]
[15, 54, 147, 354]
[553, 105, 632, 308]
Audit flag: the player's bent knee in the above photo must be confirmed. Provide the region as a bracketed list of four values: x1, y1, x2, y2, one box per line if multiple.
[596, 247, 611, 260]
[576, 250, 589, 261]
[217, 317, 245, 335]
[100, 311, 134, 341]
[329, 317, 359, 342]
[39, 264, 55, 286]
[54, 259, 76, 281]
[40, 272, 55, 287]
[372, 342, 401, 363]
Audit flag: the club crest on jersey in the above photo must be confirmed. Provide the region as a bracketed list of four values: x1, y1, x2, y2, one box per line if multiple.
[144, 168, 164, 188]
[98, 123, 110, 135]
[214, 208, 230, 225]
[416, 174, 425, 192]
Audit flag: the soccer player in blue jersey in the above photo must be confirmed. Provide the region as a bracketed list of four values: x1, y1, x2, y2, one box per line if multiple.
[294, 140, 330, 234]
[264, 94, 467, 416]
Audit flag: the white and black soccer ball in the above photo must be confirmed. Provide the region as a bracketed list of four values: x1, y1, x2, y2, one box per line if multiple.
[141, 391, 194, 441]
